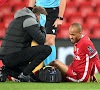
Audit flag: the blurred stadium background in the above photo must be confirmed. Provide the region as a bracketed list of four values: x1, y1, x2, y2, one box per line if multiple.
[0, 0, 100, 73]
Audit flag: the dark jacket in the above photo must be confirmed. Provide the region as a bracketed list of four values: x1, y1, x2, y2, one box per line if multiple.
[0, 7, 46, 55]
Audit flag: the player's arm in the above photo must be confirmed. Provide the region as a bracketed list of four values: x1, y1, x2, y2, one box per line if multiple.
[90, 63, 95, 77]
[83, 42, 100, 73]
[53, 0, 67, 27]
[90, 63, 98, 82]
[28, 0, 36, 11]
[91, 54, 100, 74]
[58, 0, 67, 18]
[23, 18, 46, 45]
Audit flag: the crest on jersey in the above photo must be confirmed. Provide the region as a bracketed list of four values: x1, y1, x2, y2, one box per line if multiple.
[77, 48, 79, 54]
[87, 46, 92, 51]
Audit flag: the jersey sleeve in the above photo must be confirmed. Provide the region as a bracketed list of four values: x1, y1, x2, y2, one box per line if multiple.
[83, 42, 97, 59]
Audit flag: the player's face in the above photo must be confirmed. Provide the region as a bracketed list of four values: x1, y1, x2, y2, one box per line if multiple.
[69, 26, 82, 43]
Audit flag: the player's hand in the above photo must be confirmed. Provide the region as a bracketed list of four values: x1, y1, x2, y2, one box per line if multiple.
[53, 18, 63, 28]
[39, 14, 46, 27]
[49, 61, 55, 66]
[90, 75, 98, 83]
[49, 59, 59, 67]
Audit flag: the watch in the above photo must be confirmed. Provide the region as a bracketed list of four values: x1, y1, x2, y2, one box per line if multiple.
[57, 17, 63, 20]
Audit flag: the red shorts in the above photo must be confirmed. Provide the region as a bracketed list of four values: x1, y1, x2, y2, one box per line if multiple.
[62, 67, 89, 82]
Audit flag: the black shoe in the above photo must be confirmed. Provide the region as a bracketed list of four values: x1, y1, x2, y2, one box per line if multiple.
[18, 72, 32, 82]
[0, 66, 8, 82]
[18, 72, 36, 82]
[30, 73, 38, 82]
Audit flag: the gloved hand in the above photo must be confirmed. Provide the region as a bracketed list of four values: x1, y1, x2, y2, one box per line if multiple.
[39, 14, 46, 27]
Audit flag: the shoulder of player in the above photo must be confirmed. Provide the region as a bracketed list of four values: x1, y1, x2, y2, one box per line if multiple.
[80, 36, 93, 46]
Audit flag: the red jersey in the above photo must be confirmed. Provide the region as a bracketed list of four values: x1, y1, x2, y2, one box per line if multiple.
[68, 35, 98, 82]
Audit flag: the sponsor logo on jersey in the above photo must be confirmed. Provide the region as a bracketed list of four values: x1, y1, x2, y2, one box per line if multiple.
[72, 70, 77, 75]
[87, 46, 92, 51]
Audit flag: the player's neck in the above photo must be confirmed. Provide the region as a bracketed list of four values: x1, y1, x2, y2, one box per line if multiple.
[76, 34, 84, 44]
[81, 34, 84, 38]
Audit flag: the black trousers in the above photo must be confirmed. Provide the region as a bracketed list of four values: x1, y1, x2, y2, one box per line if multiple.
[2, 45, 52, 76]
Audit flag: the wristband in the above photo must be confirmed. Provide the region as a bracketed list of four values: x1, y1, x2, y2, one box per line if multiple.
[57, 17, 63, 20]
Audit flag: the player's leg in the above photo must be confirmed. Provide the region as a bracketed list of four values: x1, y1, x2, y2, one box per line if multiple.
[49, 59, 77, 82]
[2, 45, 51, 82]
[18, 45, 52, 82]
[44, 34, 56, 65]
[44, 7, 59, 65]
[0, 65, 21, 82]
[2, 45, 51, 67]
[49, 59, 68, 75]
[22, 45, 52, 76]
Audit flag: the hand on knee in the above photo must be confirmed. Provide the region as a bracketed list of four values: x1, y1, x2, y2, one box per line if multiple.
[53, 59, 59, 66]
[49, 59, 58, 66]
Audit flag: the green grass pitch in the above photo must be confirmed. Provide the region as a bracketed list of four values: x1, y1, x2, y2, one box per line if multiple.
[0, 74, 100, 90]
